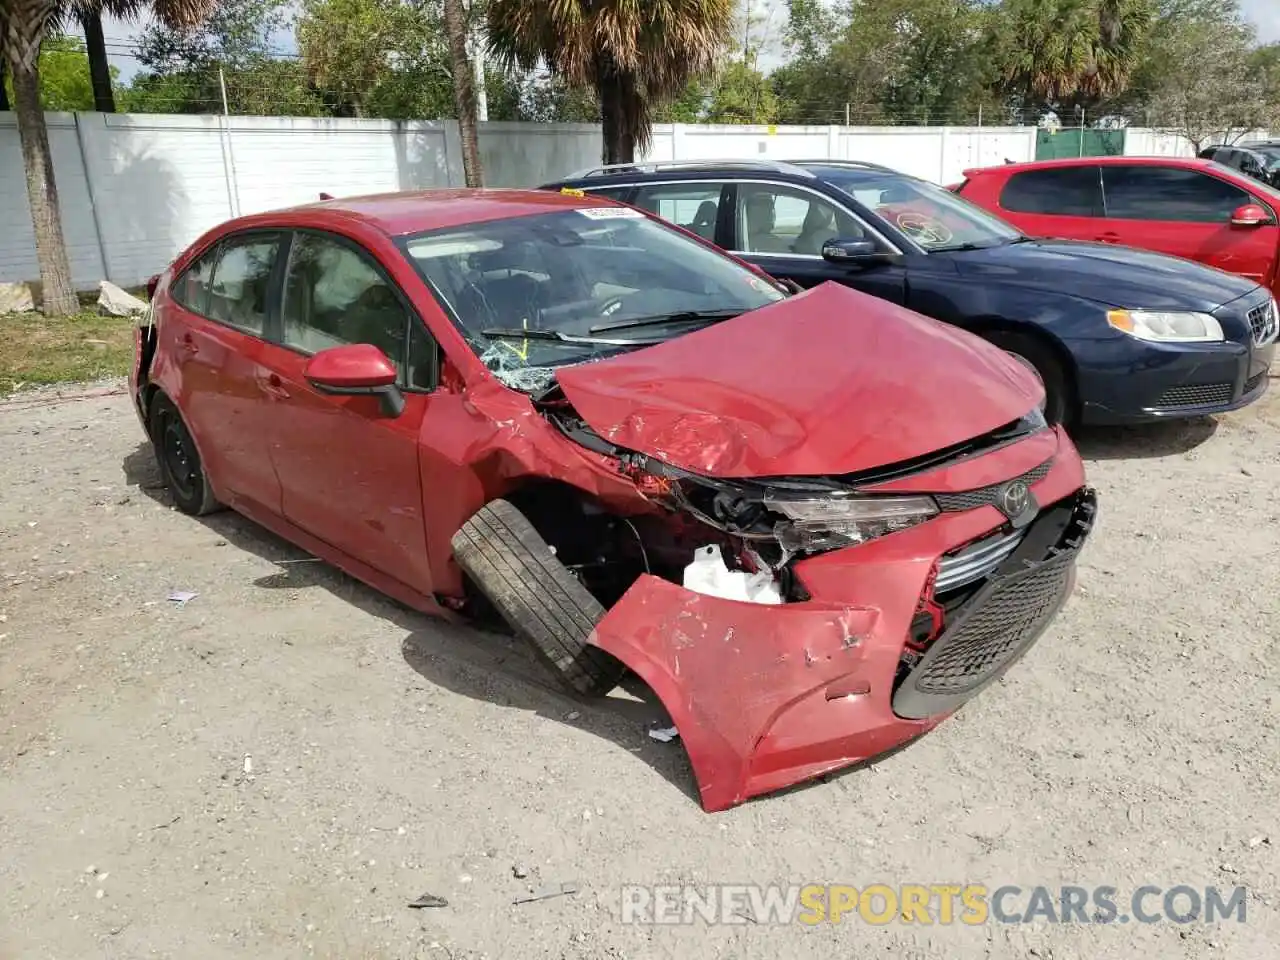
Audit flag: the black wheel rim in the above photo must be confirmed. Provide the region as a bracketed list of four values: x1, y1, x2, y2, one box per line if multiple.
[162, 416, 198, 501]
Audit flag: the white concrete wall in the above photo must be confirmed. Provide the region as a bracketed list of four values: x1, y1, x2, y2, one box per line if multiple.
[0, 112, 1252, 290]
[1121, 128, 1277, 158]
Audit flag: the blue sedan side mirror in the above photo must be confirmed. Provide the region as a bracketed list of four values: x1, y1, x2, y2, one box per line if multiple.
[821, 238, 878, 263]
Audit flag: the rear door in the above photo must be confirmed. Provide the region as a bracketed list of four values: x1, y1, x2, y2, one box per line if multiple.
[163, 231, 285, 513]
[991, 165, 1105, 241]
[724, 180, 908, 304]
[1099, 165, 1279, 283]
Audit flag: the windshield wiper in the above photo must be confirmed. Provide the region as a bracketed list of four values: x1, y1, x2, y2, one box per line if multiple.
[589, 309, 742, 334]
[929, 241, 990, 252]
[480, 327, 664, 346]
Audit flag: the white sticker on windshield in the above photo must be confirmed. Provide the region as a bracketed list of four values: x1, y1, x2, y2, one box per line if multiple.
[576, 206, 645, 219]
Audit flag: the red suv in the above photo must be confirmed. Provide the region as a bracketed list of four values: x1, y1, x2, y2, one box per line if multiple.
[955, 156, 1280, 295]
[130, 189, 1095, 812]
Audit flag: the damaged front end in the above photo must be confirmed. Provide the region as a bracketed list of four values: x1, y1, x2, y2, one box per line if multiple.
[529, 400, 1095, 812]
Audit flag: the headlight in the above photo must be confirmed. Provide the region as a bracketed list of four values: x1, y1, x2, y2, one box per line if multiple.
[1106, 309, 1224, 343]
[1017, 405, 1047, 432]
[764, 494, 939, 551]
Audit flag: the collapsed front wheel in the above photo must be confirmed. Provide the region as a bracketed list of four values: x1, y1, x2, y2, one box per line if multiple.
[451, 499, 626, 697]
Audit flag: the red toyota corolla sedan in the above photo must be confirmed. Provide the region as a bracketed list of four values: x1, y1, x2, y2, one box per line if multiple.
[129, 188, 1097, 812]
[954, 156, 1280, 295]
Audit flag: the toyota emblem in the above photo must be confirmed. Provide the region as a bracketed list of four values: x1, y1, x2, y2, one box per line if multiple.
[998, 480, 1030, 519]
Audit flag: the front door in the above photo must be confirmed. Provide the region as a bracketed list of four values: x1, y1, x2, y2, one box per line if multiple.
[724, 181, 908, 304]
[256, 230, 440, 594]
[1099, 165, 1280, 285]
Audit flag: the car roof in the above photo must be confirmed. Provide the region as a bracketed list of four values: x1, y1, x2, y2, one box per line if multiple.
[964, 155, 1227, 178]
[543, 158, 906, 190]
[246, 188, 621, 237]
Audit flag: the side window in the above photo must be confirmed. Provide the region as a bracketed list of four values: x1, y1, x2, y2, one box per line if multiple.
[1102, 166, 1249, 223]
[281, 232, 415, 382]
[632, 183, 725, 241]
[404, 311, 438, 391]
[206, 235, 281, 336]
[1000, 167, 1103, 217]
[172, 247, 217, 314]
[735, 183, 869, 256]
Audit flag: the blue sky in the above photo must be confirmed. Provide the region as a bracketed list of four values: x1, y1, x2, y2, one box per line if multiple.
[102, 1, 1280, 85]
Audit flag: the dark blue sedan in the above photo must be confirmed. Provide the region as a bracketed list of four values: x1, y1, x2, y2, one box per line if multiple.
[542, 159, 1277, 426]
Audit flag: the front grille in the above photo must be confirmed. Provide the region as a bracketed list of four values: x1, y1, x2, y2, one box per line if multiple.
[1244, 370, 1267, 396]
[913, 549, 1074, 695]
[934, 459, 1053, 513]
[1154, 382, 1234, 408]
[893, 488, 1097, 721]
[1247, 300, 1278, 346]
[935, 528, 1026, 594]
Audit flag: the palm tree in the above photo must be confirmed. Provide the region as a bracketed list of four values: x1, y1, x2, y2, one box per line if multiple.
[0, 0, 214, 315]
[77, 2, 115, 112]
[998, 0, 1152, 106]
[487, 0, 734, 165]
[443, 0, 482, 186]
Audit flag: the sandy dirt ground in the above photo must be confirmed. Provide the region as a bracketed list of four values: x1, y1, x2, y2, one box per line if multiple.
[1, 379, 1278, 960]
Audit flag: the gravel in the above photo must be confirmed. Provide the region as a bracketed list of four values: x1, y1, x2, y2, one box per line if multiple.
[1, 379, 1278, 958]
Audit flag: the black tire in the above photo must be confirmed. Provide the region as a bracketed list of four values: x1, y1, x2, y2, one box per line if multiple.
[981, 331, 1073, 427]
[451, 499, 626, 697]
[149, 395, 221, 516]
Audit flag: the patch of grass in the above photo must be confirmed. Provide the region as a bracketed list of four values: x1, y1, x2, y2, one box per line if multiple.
[0, 310, 137, 393]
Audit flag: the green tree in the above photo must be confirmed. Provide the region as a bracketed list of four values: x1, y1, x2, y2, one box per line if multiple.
[992, 0, 1155, 116]
[705, 59, 777, 123]
[653, 79, 706, 122]
[485, 69, 601, 122]
[296, 0, 452, 118]
[1127, 0, 1265, 148]
[487, 0, 736, 164]
[1, 33, 115, 110]
[1, 0, 217, 316]
[121, 0, 327, 115]
[774, 0, 1002, 125]
[73, 0, 156, 112]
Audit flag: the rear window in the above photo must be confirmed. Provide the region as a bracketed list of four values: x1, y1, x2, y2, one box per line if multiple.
[1000, 167, 1103, 217]
[172, 248, 217, 314]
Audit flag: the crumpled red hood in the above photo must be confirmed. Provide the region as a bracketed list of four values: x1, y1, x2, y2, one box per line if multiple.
[554, 282, 1043, 478]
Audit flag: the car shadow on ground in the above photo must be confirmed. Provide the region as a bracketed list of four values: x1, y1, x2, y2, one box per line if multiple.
[122, 442, 702, 806]
[1071, 416, 1218, 461]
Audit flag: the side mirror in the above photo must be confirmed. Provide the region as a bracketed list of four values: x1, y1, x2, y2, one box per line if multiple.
[304, 343, 405, 417]
[821, 237, 879, 264]
[1230, 203, 1271, 227]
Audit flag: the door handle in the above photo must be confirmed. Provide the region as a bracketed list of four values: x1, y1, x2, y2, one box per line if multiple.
[256, 373, 290, 401]
[1096, 232, 1121, 244]
[179, 334, 199, 355]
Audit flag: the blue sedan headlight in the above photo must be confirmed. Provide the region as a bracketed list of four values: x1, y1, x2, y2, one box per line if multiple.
[1106, 309, 1225, 343]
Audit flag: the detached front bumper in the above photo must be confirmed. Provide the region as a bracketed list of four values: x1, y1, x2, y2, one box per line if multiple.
[588, 451, 1097, 812]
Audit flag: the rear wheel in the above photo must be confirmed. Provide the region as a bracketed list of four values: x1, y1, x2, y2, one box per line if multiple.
[981, 330, 1072, 427]
[451, 499, 626, 697]
[149, 395, 221, 516]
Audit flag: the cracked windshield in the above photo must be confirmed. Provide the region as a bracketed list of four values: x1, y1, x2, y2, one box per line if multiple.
[402, 207, 786, 391]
